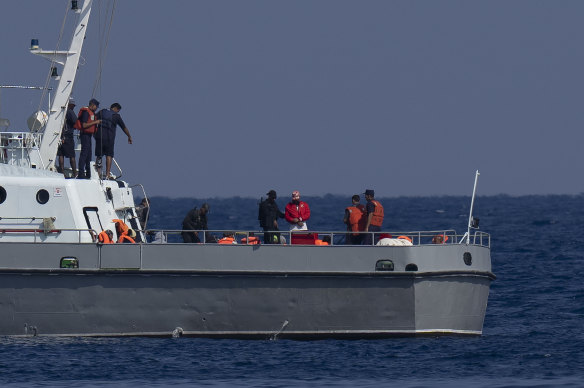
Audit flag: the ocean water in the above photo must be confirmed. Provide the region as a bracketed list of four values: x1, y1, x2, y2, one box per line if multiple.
[1, 195, 583, 388]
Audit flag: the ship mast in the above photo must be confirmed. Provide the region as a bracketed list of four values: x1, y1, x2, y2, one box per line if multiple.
[29, 0, 93, 170]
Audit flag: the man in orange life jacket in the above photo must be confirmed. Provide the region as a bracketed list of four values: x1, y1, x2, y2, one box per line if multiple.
[98, 229, 114, 244]
[119, 228, 136, 243]
[363, 189, 384, 245]
[77, 98, 101, 179]
[343, 194, 366, 245]
[112, 219, 135, 243]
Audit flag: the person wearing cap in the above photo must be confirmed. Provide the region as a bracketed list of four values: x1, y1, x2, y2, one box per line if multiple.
[94, 102, 132, 180]
[363, 189, 384, 245]
[77, 98, 101, 179]
[285, 190, 311, 231]
[182, 203, 210, 243]
[57, 99, 77, 178]
[343, 194, 366, 245]
[258, 190, 285, 244]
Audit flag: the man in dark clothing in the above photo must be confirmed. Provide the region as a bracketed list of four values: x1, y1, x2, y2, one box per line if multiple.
[182, 203, 209, 243]
[136, 198, 150, 230]
[95, 102, 132, 180]
[258, 190, 285, 244]
[57, 99, 77, 177]
[77, 98, 101, 179]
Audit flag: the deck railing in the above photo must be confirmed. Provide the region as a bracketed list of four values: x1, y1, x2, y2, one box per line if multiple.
[143, 229, 491, 248]
[0, 228, 97, 243]
[0, 226, 490, 248]
[0, 132, 43, 166]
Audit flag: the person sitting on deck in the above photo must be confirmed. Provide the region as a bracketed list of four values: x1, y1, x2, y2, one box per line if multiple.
[432, 234, 449, 244]
[98, 229, 114, 244]
[119, 228, 136, 243]
[218, 232, 237, 244]
[241, 232, 260, 245]
[112, 219, 135, 243]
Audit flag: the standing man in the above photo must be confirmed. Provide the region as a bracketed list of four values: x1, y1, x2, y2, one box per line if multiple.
[182, 203, 210, 243]
[136, 198, 150, 230]
[285, 190, 311, 231]
[57, 98, 77, 178]
[363, 189, 384, 245]
[77, 98, 100, 179]
[258, 189, 285, 244]
[95, 102, 132, 180]
[343, 194, 366, 245]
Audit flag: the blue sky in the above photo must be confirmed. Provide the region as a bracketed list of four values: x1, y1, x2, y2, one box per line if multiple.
[1, 1, 583, 198]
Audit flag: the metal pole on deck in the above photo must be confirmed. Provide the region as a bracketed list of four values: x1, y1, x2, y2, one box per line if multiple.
[466, 170, 480, 244]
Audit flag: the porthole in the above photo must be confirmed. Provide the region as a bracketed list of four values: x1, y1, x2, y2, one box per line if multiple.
[60, 257, 79, 269]
[405, 264, 418, 272]
[463, 252, 472, 266]
[375, 259, 394, 271]
[0, 186, 6, 204]
[36, 189, 50, 204]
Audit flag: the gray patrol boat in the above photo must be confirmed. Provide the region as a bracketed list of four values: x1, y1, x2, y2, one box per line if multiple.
[0, 0, 494, 338]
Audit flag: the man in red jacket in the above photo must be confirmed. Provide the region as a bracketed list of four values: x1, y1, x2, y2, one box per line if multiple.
[285, 190, 311, 231]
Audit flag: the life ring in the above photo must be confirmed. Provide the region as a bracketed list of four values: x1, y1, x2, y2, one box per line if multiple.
[397, 235, 412, 243]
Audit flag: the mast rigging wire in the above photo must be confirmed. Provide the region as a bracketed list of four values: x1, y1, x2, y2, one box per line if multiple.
[92, 0, 117, 98]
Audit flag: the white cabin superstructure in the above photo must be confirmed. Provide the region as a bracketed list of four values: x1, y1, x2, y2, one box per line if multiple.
[0, 163, 141, 243]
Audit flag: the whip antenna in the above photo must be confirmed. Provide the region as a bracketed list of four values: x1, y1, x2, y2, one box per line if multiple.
[462, 170, 480, 244]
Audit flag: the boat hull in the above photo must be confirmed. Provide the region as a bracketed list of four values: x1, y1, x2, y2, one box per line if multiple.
[0, 242, 493, 338]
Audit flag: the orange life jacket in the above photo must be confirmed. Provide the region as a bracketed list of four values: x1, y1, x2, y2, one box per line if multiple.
[98, 230, 113, 244]
[218, 236, 236, 244]
[75, 107, 97, 134]
[369, 200, 384, 227]
[315, 239, 330, 246]
[112, 219, 129, 236]
[432, 234, 449, 244]
[241, 236, 260, 245]
[346, 204, 366, 235]
[118, 234, 135, 244]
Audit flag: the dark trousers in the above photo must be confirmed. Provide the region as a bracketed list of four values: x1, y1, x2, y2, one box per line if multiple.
[263, 228, 281, 244]
[78, 133, 92, 178]
[363, 225, 381, 245]
[182, 231, 200, 243]
[348, 233, 364, 245]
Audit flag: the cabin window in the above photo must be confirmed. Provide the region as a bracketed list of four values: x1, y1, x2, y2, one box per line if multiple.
[375, 259, 394, 271]
[0, 186, 6, 204]
[405, 264, 418, 272]
[60, 257, 79, 269]
[83, 207, 103, 238]
[463, 252, 472, 266]
[36, 189, 50, 204]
